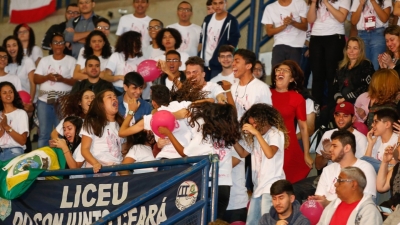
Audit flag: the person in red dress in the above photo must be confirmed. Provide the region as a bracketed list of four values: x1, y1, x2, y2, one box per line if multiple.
[270, 60, 313, 183]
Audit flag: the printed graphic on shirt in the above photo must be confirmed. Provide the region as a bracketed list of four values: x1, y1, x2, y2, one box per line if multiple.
[207, 27, 220, 52]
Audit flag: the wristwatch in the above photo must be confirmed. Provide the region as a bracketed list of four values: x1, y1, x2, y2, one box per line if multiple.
[127, 110, 135, 116]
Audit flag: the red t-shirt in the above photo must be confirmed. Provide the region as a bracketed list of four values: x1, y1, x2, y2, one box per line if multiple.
[329, 200, 361, 225]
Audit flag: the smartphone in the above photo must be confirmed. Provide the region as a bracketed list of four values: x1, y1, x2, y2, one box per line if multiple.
[377, 206, 393, 214]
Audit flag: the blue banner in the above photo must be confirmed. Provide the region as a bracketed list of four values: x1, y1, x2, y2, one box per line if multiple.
[0, 167, 202, 225]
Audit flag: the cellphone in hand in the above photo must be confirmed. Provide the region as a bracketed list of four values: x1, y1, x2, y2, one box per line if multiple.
[377, 206, 393, 214]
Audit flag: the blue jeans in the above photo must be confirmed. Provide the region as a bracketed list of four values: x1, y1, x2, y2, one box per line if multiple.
[247, 193, 272, 224]
[358, 27, 386, 70]
[0, 147, 24, 161]
[37, 100, 60, 148]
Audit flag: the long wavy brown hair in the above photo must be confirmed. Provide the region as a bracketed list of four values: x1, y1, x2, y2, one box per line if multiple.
[368, 69, 400, 105]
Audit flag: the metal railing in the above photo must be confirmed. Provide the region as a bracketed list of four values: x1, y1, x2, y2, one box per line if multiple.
[41, 155, 219, 225]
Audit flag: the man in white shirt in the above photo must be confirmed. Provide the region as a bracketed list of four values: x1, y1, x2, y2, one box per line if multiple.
[310, 130, 376, 207]
[210, 45, 236, 84]
[262, 0, 308, 66]
[231, 49, 272, 120]
[315, 102, 368, 170]
[116, 0, 152, 50]
[184, 56, 230, 104]
[167, 1, 202, 57]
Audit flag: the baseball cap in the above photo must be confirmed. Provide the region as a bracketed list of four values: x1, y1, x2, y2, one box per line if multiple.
[335, 102, 354, 115]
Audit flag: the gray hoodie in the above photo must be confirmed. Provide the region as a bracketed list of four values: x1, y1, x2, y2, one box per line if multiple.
[259, 200, 310, 225]
[317, 195, 382, 225]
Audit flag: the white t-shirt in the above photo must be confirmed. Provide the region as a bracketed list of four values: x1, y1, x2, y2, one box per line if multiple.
[0, 74, 22, 91]
[240, 126, 285, 197]
[116, 14, 152, 49]
[34, 55, 76, 103]
[125, 144, 156, 174]
[143, 101, 193, 159]
[202, 82, 224, 101]
[261, 0, 308, 47]
[296, 98, 315, 133]
[80, 121, 124, 164]
[315, 159, 377, 200]
[231, 78, 273, 120]
[167, 23, 202, 57]
[165, 77, 181, 90]
[0, 109, 29, 149]
[24, 46, 43, 63]
[311, 0, 351, 36]
[351, 0, 392, 30]
[205, 14, 226, 66]
[76, 47, 110, 72]
[153, 51, 189, 71]
[105, 52, 145, 88]
[210, 72, 237, 84]
[5, 56, 36, 94]
[184, 118, 233, 186]
[227, 150, 248, 210]
[371, 133, 398, 161]
[316, 128, 368, 163]
[143, 45, 165, 60]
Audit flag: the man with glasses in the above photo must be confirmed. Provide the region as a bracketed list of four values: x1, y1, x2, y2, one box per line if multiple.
[155, 50, 186, 90]
[318, 167, 382, 224]
[308, 130, 376, 208]
[95, 18, 111, 37]
[167, 1, 202, 57]
[116, 0, 152, 50]
[41, 3, 79, 55]
[210, 45, 236, 84]
[64, 0, 100, 59]
[143, 19, 164, 59]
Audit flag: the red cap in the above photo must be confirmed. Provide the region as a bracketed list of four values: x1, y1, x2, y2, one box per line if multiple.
[335, 102, 354, 115]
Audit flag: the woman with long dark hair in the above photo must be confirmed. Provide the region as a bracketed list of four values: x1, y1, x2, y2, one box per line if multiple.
[13, 23, 43, 66]
[0, 82, 29, 161]
[73, 30, 112, 80]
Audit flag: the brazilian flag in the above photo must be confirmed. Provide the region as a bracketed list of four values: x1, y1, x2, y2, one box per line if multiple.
[0, 147, 66, 200]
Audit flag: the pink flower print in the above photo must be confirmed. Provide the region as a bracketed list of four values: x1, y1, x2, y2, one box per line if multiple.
[179, 32, 190, 51]
[207, 27, 220, 52]
[106, 129, 121, 159]
[123, 62, 136, 75]
[318, 3, 331, 22]
[47, 65, 62, 86]
[213, 141, 227, 161]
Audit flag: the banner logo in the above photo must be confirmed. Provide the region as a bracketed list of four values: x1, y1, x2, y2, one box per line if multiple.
[175, 181, 198, 211]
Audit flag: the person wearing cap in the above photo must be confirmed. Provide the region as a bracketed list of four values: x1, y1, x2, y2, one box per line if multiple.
[315, 102, 368, 171]
[117, 72, 152, 125]
[293, 102, 368, 203]
[308, 129, 376, 208]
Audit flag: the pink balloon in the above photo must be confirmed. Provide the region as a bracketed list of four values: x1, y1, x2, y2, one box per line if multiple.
[230, 221, 246, 225]
[137, 60, 162, 82]
[300, 200, 324, 225]
[18, 91, 31, 103]
[150, 110, 176, 138]
[353, 122, 368, 136]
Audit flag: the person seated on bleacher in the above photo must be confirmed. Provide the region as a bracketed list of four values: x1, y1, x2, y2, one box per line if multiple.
[315, 102, 367, 171]
[363, 108, 399, 172]
[309, 130, 376, 208]
[317, 167, 382, 224]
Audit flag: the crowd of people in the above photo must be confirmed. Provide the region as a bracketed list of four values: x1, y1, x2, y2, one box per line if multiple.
[2, 0, 400, 224]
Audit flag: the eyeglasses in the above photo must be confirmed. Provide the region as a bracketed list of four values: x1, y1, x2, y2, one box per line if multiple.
[148, 26, 161, 30]
[336, 178, 353, 183]
[67, 10, 80, 15]
[178, 8, 192, 12]
[17, 30, 28, 35]
[97, 26, 110, 30]
[0, 55, 8, 60]
[275, 68, 291, 75]
[219, 55, 233, 59]
[166, 59, 180, 63]
[185, 71, 200, 76]
[52, 41, 65, 45]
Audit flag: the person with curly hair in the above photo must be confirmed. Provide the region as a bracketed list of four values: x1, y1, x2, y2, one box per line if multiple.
[13, 23, 43, 66]
[159, 102, 240, 220]
[153, 27, 190, 71]
[270, 60, 313, 183]
[103, 31, 145, 95]
[50, 89, 95, 140]
[73, 30, 112, 81]
[0, 82, 29, 161]
[232, 103, 288, 224]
